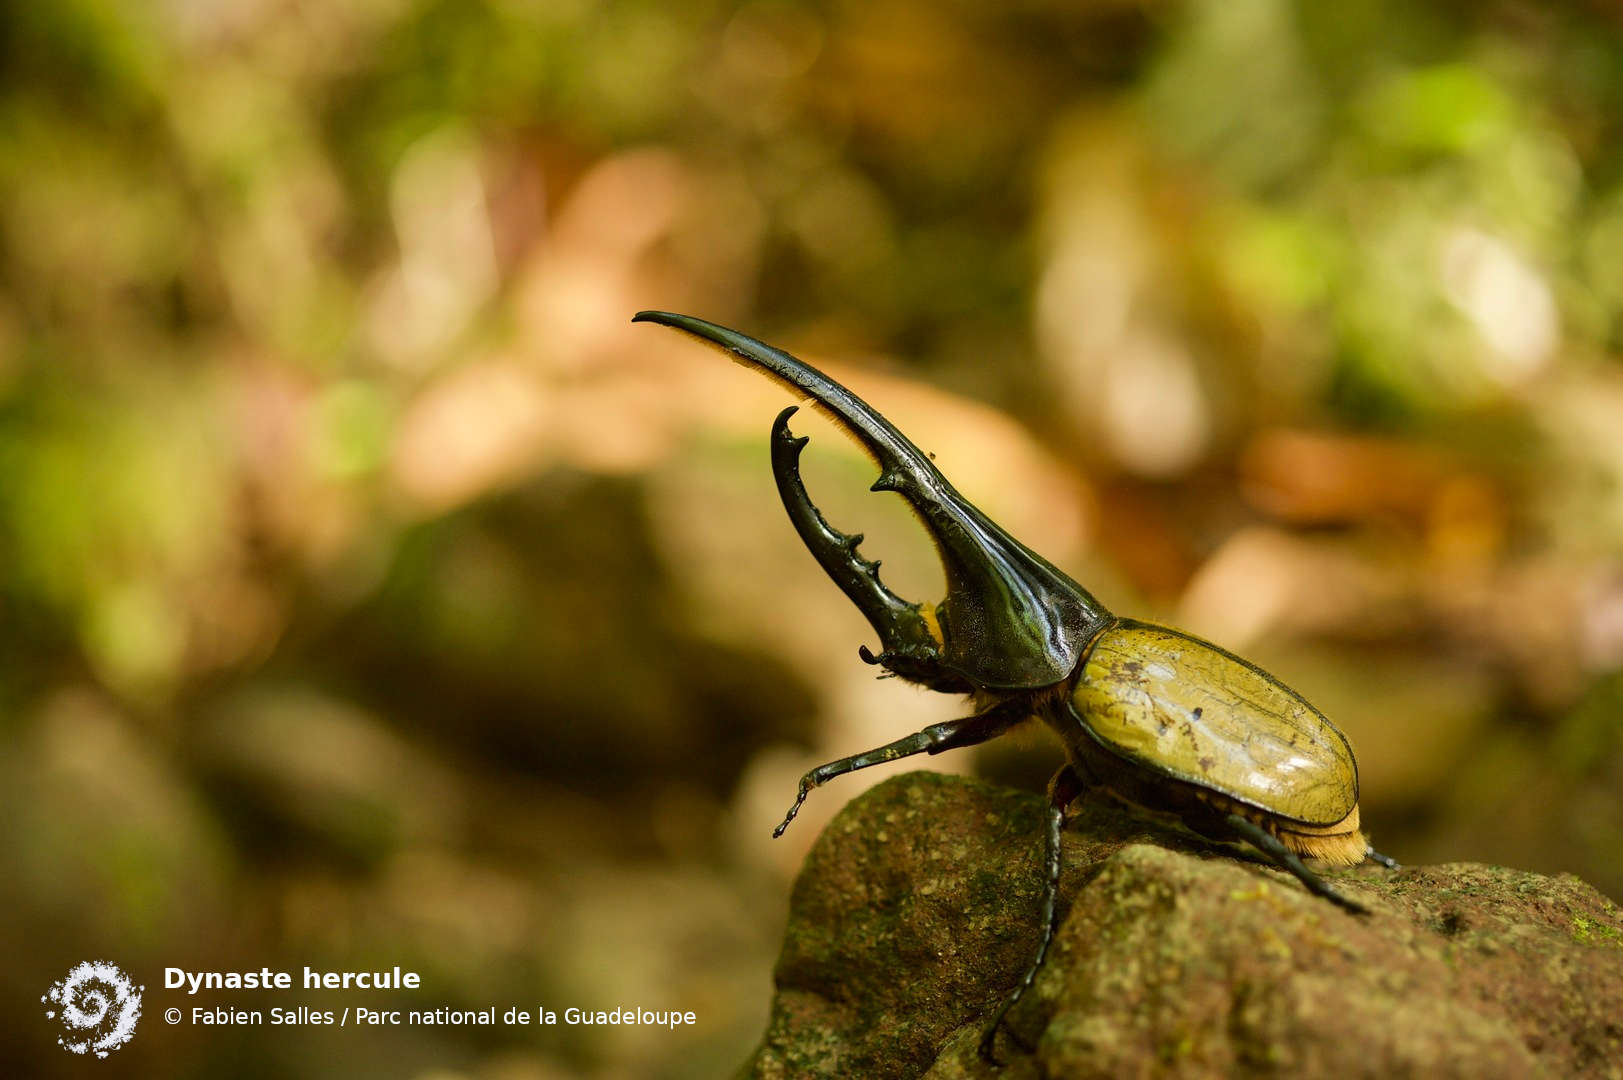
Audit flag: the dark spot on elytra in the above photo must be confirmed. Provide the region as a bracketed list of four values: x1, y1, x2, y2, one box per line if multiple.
[1197, 756, 1215, 772]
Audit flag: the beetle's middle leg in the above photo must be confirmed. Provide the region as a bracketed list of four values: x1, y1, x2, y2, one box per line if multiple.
[978, 761, 1085, 1065]
[772, 699, 1028, 839]
[1223, 814, 1369, 915]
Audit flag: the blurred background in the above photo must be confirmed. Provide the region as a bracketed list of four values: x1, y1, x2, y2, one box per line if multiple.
[5, 0, 1623, 1076]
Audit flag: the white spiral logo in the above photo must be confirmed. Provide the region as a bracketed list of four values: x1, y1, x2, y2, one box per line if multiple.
[42, 960, 144, 1058]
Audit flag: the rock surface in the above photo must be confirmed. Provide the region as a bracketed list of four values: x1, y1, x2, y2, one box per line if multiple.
[743, 773, 1623, 1079]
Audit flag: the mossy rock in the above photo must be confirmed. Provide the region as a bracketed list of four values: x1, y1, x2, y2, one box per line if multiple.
[744, 773, 1623, 1079]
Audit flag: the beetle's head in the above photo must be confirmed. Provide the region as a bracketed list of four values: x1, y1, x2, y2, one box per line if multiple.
[635, 311, 1113, 693]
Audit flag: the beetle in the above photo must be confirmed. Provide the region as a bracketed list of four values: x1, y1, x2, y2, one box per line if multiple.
[633, 310, 1397, 1063]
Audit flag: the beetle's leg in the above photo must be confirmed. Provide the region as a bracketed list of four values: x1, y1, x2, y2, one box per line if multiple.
[978, 763, 1085, 1066]
[772, 699, 1028, 839]
[1365, 845, 1400, 870]
[1223, 814, 1369, 915]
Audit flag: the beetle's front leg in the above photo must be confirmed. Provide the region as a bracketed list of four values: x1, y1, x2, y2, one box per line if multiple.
[772, 699, 1028, 839]
[978, 762, 1085, 1065]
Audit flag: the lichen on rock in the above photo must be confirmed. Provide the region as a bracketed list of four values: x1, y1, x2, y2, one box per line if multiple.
[743, 772, 1623, 1079]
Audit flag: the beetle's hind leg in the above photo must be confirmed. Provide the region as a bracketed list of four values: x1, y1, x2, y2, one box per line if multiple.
[1365, 845, 1400, 870]
[1223, 814, 1369, 915]
[978, 763, 1085, 1066]
[772, 699, 1028, 839]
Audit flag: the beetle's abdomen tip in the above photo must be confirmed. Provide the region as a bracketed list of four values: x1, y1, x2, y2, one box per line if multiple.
[1281, 818, 1367, 867]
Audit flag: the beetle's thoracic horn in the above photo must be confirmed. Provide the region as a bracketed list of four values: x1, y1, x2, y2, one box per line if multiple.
[635, 310, 1112, 690]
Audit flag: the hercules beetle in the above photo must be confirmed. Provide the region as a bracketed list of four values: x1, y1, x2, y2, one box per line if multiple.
[634, 311, 1397, 1063]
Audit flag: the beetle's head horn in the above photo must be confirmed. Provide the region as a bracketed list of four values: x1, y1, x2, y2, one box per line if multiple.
[635, 311, 1112, 691]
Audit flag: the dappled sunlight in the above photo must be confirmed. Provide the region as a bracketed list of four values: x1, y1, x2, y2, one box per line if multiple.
[1438, 226, 1558, 387]
[369, 126, 500, 366]
[390, 359, 552, 514]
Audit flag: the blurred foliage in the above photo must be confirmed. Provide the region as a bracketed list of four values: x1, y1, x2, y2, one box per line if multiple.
[4, 0, 1623, 1077]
